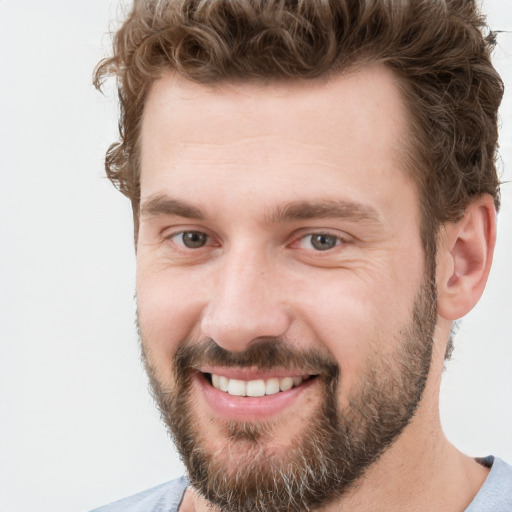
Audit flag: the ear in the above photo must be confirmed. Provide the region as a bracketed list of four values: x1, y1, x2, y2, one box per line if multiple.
[436, 195, 497, 321]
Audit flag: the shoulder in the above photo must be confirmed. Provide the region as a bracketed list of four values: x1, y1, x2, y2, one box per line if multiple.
[465, 457, 512, 511]
[89, 476, 188, 512]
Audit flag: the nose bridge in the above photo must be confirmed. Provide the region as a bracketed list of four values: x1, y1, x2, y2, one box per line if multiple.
[200, 242, 290, 352]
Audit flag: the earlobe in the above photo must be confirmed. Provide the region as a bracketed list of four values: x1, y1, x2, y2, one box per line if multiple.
[437, 195, 497, 321]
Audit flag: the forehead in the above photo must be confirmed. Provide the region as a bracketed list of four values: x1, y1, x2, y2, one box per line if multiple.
[139, 65, 416, 218]
[141, 65, 407, 148]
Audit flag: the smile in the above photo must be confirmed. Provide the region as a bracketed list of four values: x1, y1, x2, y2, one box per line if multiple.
[196, 369, 319, 420]
[208, 373, 308, 397]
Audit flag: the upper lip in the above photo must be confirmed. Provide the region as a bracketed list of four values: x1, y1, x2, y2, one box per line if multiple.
[199, 366, 315, 381]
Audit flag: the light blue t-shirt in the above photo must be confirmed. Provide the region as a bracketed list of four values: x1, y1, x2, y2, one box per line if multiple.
[90, 456, 512, 512]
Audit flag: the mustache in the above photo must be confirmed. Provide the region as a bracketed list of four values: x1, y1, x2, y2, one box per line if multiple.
[172, 337, 340, 380]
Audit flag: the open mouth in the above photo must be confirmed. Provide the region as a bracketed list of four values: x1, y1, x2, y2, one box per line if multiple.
[203, 372, 316, 397]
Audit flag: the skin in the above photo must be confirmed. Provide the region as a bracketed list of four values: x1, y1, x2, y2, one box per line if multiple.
[136, 65, 496, 511]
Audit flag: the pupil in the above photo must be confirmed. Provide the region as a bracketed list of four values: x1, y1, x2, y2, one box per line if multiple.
[183, 231, 207, 248]
[312, 234, 336, 250]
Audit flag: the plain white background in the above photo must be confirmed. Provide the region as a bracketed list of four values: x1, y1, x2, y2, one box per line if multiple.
[0, 1, 510, 511]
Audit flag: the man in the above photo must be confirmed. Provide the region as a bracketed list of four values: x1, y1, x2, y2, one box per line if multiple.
[91, 0, 512, 511]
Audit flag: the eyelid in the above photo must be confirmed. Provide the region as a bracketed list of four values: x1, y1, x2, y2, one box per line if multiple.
[162, 225, 206, 238]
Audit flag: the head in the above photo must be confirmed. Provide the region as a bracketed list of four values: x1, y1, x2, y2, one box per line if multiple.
[95, 1, 503, 511]
[95, 0, 502, 263]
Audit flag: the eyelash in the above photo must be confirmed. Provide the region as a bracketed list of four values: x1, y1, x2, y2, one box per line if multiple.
[166, 230, 349, 253]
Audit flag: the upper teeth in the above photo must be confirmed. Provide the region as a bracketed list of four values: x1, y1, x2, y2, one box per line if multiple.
[210, 374, 304, 397]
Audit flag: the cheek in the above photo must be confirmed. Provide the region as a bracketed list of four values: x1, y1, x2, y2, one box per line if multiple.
[292, 266, 420, 393]
[136, 261, 207, 370]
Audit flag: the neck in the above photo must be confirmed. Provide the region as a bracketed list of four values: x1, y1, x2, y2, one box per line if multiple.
[321, 415, 488, 511]
[319, 336, 489, 512]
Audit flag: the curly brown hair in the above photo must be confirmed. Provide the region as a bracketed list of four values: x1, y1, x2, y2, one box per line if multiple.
[94, 0, 503, 260]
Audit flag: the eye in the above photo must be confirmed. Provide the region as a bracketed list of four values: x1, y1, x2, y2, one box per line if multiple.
[172, 231, 209, 249]
[299, 233, 341, 251]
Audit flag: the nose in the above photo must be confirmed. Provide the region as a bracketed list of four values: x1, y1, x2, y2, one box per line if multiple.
[200, 247, 291, 352]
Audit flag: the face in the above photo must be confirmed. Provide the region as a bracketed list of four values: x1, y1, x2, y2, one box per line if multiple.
[136, 66, 437, 511]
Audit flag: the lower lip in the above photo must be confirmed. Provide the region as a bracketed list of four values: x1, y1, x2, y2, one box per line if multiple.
[195, 373, 317, 421]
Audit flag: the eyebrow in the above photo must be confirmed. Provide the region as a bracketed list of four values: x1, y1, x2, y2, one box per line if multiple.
[266, 200, 382, 225]
[140, 194, 381, 225]
[140, 194, 205, 220]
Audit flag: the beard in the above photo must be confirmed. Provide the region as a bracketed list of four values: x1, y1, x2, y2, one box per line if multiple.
[140, 276, 437, 512]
